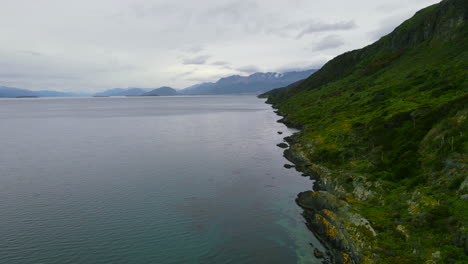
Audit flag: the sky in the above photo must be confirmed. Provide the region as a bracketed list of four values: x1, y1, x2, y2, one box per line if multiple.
[0, 0, 440, 93]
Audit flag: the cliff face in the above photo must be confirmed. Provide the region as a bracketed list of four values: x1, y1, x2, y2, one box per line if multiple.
[262, 0, 467, 263]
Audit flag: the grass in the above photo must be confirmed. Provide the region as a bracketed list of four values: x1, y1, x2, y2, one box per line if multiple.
[262, 0, 468, 262]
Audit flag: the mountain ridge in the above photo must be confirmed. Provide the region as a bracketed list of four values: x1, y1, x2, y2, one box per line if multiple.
[1, 69, 317, 97]
[261, 0, 467, 263]
[181, 69, 317, 95]
[0, 86, 85, 97]
[93, 88, 152, 97]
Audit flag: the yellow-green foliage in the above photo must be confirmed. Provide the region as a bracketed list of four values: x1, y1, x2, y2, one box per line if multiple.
[262, 0, 468, 262]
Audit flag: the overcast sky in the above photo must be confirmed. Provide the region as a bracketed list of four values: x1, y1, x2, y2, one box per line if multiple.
[0, 0, 440, 93]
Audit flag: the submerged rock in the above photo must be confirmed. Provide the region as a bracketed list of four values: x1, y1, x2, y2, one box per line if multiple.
[314, 248, 325, 259]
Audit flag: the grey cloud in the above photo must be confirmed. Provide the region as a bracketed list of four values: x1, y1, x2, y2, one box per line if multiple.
[369, 24, 398, 41]
[369, 0, 440, 41]
[176, 71, 193, 77]
[203, 1, 260, 26]
[0, 0, 439, 92]
[296, 20, 357, 39]
[0, 72, 79, 80]
[274, 60, 327, 73]
[18, 50, 43, 56]
[182, 55, 210, 65]
[204, 1, 255, 20]
[186, 45, 204, 54]
[374, 0, 438, 13]
[212, 61, 229, 66]
[211, 61, 232, 69]
[186, 75, 223, 83]
[314, 35, 345, 51]
[267, 19, 357, 39]
[368, 14, 409, 41]
[237, 65, 261, 74]
[374, 1, 409, 13]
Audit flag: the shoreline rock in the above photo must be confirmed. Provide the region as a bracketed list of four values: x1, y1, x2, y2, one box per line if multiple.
[277, 142, 289, 149]
[314, 248, 325, 259]
[274, 105, 374, 264]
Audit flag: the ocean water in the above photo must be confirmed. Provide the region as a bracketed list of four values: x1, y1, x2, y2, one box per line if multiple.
[0, 96, 324, 264]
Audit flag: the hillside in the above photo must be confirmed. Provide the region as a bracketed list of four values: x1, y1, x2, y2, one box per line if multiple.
[93, 88, 151, 96]
[142, 87, 179, 96]
[261, 0, 467, 263]
[181, 69, 316, 95]
[0, 86, 83, 97]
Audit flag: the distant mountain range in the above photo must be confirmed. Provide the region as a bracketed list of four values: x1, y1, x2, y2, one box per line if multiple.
[180, 69, 317, 95]
[1, 69, 316, 97]
[0, 86, 86, 97]
[94, 69, 316, 97]
[93, 87, 179, 96]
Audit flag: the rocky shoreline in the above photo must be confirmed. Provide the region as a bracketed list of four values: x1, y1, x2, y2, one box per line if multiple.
[262, 1, 468, 261]
[269, 92, 468, 263]
[274, 107, 376, 264]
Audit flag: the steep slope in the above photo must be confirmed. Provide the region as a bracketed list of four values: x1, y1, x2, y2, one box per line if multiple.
[181, 69, 316, 95]
[142, 87, 179, 96]
[262, 0, 467, 263]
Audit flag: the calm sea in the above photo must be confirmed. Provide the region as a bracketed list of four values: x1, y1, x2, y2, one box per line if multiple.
[0, 96, 323, 264]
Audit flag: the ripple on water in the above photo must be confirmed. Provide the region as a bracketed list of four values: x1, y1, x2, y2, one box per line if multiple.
[0, 96, 323, 263]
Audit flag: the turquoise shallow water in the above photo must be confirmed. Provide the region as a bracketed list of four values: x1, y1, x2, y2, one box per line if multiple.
[0, 96, 324, 264]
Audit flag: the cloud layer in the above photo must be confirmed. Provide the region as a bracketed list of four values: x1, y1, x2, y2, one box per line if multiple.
[0, 0, 440, 92]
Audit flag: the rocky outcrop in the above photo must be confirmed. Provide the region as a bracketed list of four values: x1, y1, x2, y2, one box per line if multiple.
[284, 138, 377, 264]
[261, 0, 467, 262]
[277, 142, 289, 149]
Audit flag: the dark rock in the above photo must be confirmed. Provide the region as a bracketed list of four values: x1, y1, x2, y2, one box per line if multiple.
[277, 131, 283, 134]
[277, 142, 288, 149]
[284, 164, 295, 169]
[297, 191, 364, 263]
[283, 136, 295, 144]
[314, 248, 325, 258]
[297, 191, 346, 212]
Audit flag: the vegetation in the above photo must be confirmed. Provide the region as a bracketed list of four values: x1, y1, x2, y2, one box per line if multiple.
[262, 0, 467, 263]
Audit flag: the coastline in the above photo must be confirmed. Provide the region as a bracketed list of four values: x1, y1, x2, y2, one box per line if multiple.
[270, 102, 373, 264]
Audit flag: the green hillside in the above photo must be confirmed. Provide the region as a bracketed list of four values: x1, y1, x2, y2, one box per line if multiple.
[261, 0, 467, 263]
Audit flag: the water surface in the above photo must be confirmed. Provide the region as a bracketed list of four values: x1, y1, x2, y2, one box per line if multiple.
[0, 96, 323, 264]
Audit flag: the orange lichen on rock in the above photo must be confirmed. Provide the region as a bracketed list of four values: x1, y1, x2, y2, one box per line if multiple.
[323, 209, 333, 216]
[308, 166, 323, 175]
[342, 253, 351, 264]
[318, 214, 336, 237]
[327, 225, 336, 237]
